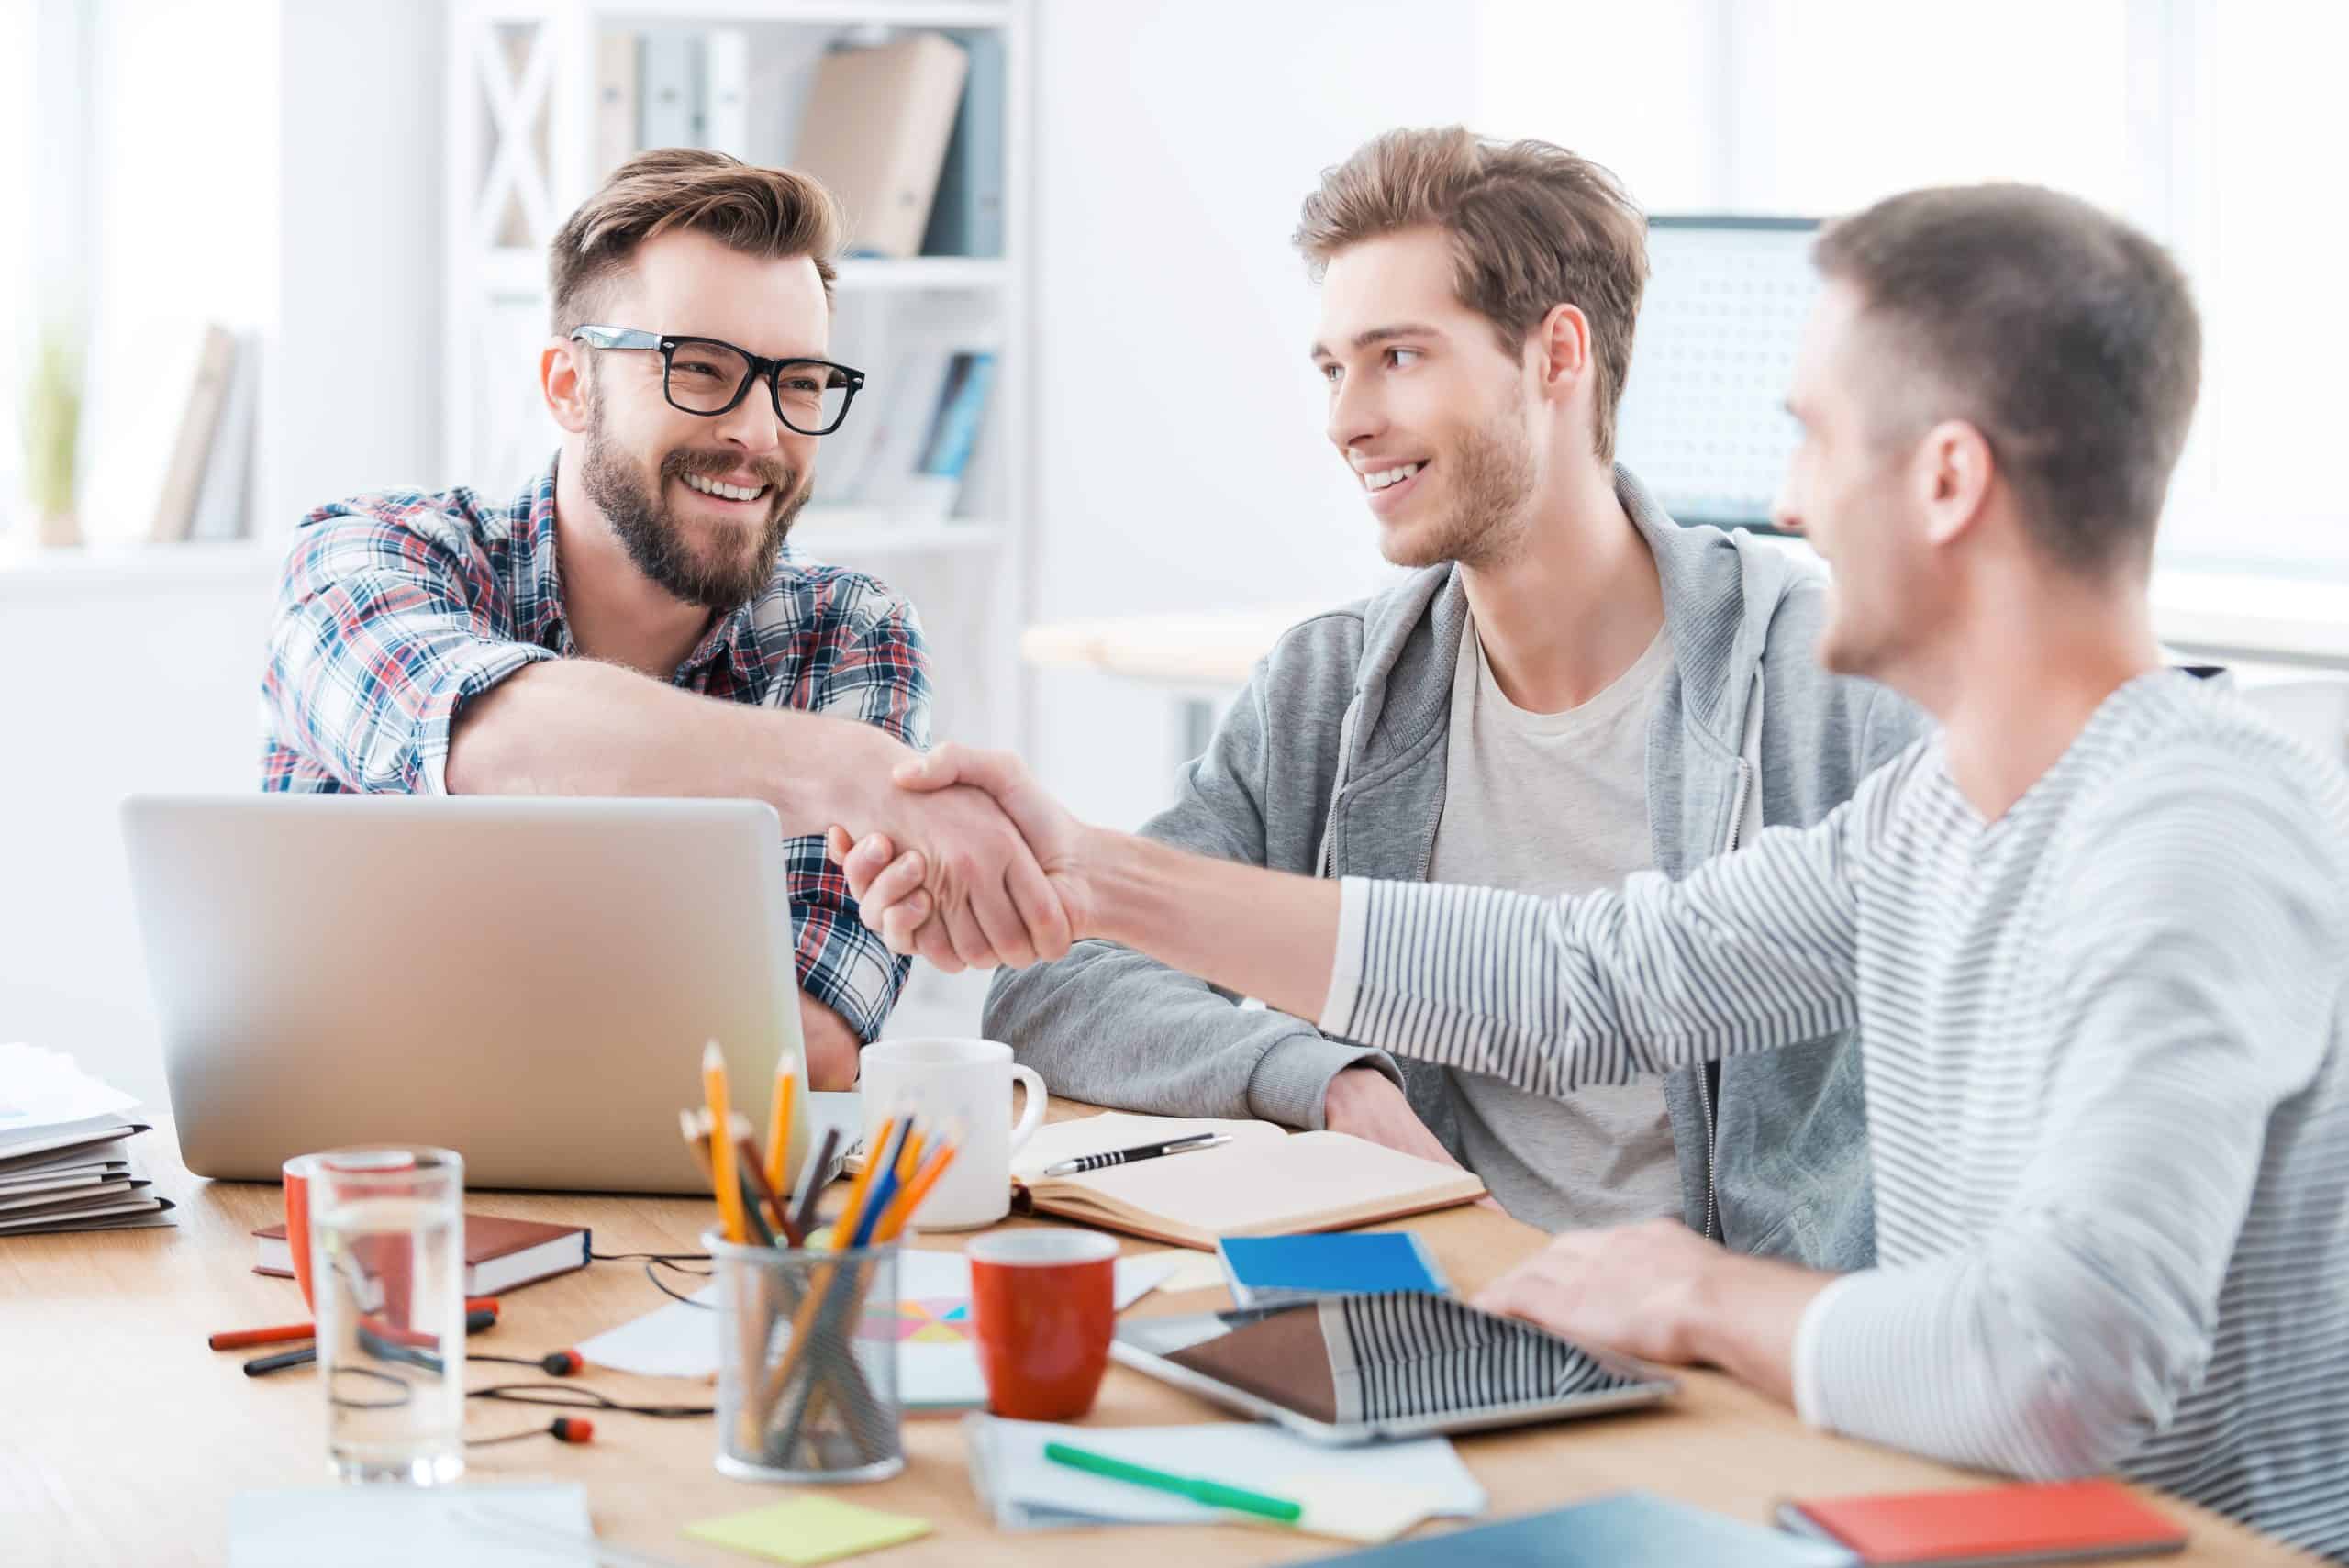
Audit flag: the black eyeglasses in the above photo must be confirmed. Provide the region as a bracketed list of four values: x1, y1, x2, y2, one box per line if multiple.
[568, 325, 865, 436]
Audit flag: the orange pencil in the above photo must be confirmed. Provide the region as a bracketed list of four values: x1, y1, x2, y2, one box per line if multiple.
[764, 1058, 796, 1196]
[703, 1041, 747, 1244]
[894, 1125, 926, 1184]
[873, 1140, 959, 1242]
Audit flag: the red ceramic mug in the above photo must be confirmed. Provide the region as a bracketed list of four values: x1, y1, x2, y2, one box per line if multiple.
[966, 1230, 1120, 1421]
[283, 1148, 417, 1315]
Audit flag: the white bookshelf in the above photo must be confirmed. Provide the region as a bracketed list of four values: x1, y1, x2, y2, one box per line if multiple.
[442, 0, 1033, 760]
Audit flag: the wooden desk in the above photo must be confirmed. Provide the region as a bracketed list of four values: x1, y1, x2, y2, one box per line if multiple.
[1, 1121, 2305, 1566]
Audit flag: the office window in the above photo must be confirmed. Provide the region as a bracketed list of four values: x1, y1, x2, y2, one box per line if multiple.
[1479, 0, 2349, 576]
[0, 2, 35, 528]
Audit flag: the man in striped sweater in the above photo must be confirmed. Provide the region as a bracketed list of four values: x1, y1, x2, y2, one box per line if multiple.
[831, 184, 2349, 1558]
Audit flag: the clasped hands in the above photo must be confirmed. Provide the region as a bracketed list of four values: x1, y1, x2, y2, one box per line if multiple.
[824, 742, 1092, 973]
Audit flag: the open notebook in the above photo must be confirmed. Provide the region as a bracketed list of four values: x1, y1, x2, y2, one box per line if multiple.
[1006, 1113, 1485, 1251]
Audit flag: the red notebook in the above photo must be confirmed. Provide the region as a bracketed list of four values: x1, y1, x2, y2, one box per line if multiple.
[1778, 1478, 2188, 1566]
[251, 1214, 590, 1296]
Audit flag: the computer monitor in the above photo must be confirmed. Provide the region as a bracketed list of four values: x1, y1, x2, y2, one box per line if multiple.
[1614, 215, 1822, 533]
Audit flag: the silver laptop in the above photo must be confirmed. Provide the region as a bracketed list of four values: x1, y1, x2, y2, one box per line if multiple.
[121, 795, 807, 1194]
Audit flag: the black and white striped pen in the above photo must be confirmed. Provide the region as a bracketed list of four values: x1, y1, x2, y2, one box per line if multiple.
[1040, 1131, 1230, 1178]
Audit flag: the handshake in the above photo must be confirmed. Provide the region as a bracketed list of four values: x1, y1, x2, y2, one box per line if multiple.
[822, 744, 1096, 973]
[825, 742, 1341, 1026]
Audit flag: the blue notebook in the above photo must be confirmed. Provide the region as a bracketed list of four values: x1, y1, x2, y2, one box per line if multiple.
[1216, 1231, 1447, 1308]
[1302, 1491, 1859, 1566]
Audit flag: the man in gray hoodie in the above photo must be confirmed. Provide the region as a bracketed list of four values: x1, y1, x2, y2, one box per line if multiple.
[974, 128, 1925, 1266]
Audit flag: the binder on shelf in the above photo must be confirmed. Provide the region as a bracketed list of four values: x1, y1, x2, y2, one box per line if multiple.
[593, 30, 640, 178]
[919, 28, 1006, 258]
[792, 33, 969, 258]
[702, 28, 749, 159]
[638, 29, 702, 150]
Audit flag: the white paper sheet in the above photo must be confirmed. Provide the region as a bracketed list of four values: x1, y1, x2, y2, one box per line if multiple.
[229, 1483, 596, 1567]
[963, 1414, 1486, 1530]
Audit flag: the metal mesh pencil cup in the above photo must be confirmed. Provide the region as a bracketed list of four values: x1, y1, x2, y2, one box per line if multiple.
[707, 1233, 904, 1484]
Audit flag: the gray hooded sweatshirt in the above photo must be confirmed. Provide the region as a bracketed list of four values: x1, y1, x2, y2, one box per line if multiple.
[984, 468, 1929, 1269]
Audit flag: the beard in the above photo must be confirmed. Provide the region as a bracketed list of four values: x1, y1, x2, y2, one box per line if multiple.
[1380, 393, 1537, 572]
[579, 388, 812, 612]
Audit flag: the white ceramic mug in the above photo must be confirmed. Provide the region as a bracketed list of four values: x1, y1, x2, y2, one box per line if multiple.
[858, 1038, 1046, 1230]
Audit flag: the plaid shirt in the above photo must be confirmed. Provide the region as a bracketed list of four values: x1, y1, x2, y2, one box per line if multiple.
[261, 454, 929, 1041]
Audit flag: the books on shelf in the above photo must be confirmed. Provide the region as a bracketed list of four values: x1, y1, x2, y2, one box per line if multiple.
[584, 23, 1005, 259]
[0, 1043, 173, 1237]
[824, 347, 996, 517]
[793, 33, 969, 259]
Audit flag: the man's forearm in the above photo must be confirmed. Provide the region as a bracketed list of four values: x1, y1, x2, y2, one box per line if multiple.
[446, 661, 895, 821]
[1081, 828, 1344, 1024]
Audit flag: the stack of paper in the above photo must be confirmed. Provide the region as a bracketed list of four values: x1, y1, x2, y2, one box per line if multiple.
[963, 1414, 1485, 1537]
[0, 1043, 172, 1236]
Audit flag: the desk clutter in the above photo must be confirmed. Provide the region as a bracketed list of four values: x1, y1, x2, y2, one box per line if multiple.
[0, 1041, 173, 1235]
[107, 1037, 2200, 1566]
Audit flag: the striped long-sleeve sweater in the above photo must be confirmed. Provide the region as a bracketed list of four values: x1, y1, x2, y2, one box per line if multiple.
[1322, 671, 2349, 1562]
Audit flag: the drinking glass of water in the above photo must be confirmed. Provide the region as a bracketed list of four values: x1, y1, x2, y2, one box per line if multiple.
[308, 1145, 465, 1485]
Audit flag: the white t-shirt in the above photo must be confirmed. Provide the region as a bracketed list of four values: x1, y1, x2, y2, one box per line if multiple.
[1427, 615, 1684, 1232]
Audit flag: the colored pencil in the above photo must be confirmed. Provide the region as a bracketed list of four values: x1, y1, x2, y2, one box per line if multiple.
[764, 1058, 795, 1195]
[703, 1040, 747, 1244]
[872, 1140, 958, 1243]
[791, 1128, 840, 1240]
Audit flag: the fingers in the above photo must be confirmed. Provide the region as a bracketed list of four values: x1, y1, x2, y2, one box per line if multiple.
[1004, 857, 1073, 963]
[855, 846, 928, 917]
[941, 896, 994, 971]
[967, 876, 1036, 970]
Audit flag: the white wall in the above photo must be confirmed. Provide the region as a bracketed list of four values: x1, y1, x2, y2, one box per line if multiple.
[0, 0, 443, 1105]
[1023, 0, 1478, 831]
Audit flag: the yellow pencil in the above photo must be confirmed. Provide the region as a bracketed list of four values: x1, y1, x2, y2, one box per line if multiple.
[764, 1057, 796, 1196]
[894, 1125, 926, 1184]
[703, 1040, 747, 1244]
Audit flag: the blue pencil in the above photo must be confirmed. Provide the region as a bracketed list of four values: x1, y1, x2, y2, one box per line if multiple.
[852, 1117, 909, 1249]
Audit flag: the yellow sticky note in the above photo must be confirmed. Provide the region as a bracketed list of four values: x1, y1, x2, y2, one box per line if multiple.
[684, 1496, 931, 1565]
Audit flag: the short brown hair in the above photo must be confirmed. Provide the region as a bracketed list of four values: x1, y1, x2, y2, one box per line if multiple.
[547, 149, 845, 334]
[1814, 184, 2201, 577]
[1294, 128, 1649, 461]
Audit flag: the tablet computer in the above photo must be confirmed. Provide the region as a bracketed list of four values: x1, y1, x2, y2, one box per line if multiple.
[1110, 1290, 1677, 1443]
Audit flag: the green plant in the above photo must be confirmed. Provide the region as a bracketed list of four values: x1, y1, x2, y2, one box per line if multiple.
[22, 326, 81, 521]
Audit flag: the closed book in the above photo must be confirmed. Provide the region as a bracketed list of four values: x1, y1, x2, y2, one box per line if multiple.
[1217, 1231, 1448, 1309]
[1776, 1478, 2188, 1566]
[253, 1214, 590, 1296]
[791, 33, 968, 258]
[149, 322, 239, 542]
[1311, 1490, 1858, 1565]
[1007, 1113, 1485, 1251]
[189, 329, 258, 540]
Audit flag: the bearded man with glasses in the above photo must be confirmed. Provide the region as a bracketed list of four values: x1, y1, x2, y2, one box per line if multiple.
[260, 150, 1065, 1088]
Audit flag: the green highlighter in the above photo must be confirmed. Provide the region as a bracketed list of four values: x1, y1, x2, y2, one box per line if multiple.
[1042, 1441, 1307, 1524]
